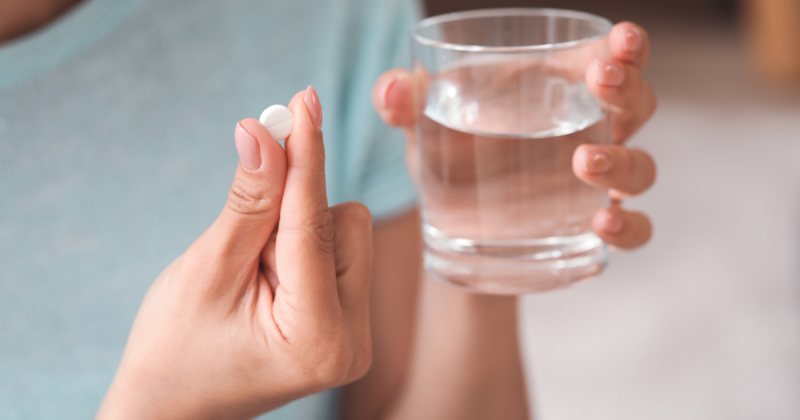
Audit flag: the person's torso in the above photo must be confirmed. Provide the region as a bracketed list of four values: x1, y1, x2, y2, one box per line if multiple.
[0, 0, 418, 418]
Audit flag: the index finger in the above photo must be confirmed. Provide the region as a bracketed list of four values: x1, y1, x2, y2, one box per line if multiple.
[273, 87, 342, 335]
[373, 68, 416, 129]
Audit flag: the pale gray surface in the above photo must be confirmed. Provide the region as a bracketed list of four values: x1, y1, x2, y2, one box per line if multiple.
[520, 18, 800, 420]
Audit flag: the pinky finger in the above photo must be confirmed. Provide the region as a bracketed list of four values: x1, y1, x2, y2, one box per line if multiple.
[592, 206, 652, 250]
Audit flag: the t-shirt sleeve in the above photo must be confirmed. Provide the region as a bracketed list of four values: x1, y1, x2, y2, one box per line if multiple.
[331, 0, 422, 222]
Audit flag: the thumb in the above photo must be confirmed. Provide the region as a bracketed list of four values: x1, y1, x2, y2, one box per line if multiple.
[373, 68, 416, 128]
[200, 118, 287, 261]
[373, 68, 424, 184]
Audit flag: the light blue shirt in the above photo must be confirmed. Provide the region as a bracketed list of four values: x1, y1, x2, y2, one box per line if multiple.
[0, 0, 419, 418]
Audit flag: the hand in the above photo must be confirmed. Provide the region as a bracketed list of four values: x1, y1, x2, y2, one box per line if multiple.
[97, 88, 373, 420]
[372, 22, 657, 249]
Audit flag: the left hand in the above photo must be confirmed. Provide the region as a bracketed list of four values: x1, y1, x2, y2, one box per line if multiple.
[372, 22, 657, 250]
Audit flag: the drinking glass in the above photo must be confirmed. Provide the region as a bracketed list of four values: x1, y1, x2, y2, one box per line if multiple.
[411, 9, 613, 294]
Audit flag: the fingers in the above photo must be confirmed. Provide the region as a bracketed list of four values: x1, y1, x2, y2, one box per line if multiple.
[329, 202, 373, 313]
[199, 118, 287, 262]
[573, 144, 656, 198]
[372, 67, 429, 184]
[586, 22, 656, 144]
[273, 86, 342, 334]
[373, 68, 416, 128]
[609, 22, 650, 69]
[586, 59, 657, 144]
[581, 22, 655, 251]
[329, 202, 374, 383]
[592, 206, 652, 250]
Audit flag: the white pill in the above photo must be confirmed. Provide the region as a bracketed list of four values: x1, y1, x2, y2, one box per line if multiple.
[259, 105, 294, 140]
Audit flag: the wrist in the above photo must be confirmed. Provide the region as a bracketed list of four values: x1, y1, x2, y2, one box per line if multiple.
[97, 364, 202, 420]
[419, 275, 520, 341]
[97, 361, 282, 420]
[97, 366, 165, 420]
[426, 275, 518, 312]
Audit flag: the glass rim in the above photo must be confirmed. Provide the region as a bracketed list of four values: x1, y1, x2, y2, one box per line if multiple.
[412, 8, 613, 53]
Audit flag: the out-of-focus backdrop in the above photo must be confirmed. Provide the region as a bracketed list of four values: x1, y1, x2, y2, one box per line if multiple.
[423, 0, 800, 418]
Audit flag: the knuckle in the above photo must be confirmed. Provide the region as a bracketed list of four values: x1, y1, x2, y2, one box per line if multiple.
[641, 149, 657, 177]
[641, 85, 658, 120]
[301, 337, 353, 388]
[277, 206, 336, 254]
[295, 325, 375, 388]
[227, 182, 276, 215]
[304, 207, 336, 252]
[332, 202, 373, 232]
[621, 69, 643, 106]
[346, 342, 373, 383]
[620, 213, 652, 249]
[629, 149, 656, 193]
[638, 215, 653, 246]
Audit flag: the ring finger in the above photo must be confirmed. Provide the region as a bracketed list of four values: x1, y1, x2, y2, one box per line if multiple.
[593, 206, 653, 250]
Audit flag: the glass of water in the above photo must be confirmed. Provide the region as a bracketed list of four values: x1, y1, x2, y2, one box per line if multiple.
[412, 9, 613, 294]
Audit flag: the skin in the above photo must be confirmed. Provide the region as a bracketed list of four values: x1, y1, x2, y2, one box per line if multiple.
[0, 0, 84, 43]
[346, 21, 657, 420]
[1, 4, 657, 419]
[97, 89, 375, 420]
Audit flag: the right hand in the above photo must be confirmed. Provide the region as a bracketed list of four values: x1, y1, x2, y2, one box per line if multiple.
[97, 87, 373, 420]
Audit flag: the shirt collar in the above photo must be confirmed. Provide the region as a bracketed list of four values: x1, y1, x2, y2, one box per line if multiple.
[0, 0, 139, 89]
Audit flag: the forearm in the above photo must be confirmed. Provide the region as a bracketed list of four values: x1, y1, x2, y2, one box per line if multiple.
[343, 209, 530, 420]
[384, 277, 529, 420]
[342, 209, 422, 419]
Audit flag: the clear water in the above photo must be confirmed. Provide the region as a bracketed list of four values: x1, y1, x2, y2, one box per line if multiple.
[418, 61, 609, 294]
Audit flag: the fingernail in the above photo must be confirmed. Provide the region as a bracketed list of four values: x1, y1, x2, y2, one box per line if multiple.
[602, 211, 624, 234]
[585, 149, 612, 174]
[304, 85, 323, 129]
[623, 27, 642, 53]
[380, 78, 397, 110]
[594, 59, 625, 87]
[235, 122, 261, 170]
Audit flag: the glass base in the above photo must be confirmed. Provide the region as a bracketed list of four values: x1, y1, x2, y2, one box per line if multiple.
[423, 227, 608, 295]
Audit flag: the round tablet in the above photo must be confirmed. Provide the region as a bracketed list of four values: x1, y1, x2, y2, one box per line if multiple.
[259, 105, 294, 140]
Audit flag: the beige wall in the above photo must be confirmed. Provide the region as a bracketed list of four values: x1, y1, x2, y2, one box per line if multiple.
[423, 0, 733, 18]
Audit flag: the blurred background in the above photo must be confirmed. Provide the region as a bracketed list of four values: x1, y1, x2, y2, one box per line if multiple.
[423, 0, 800, 419]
